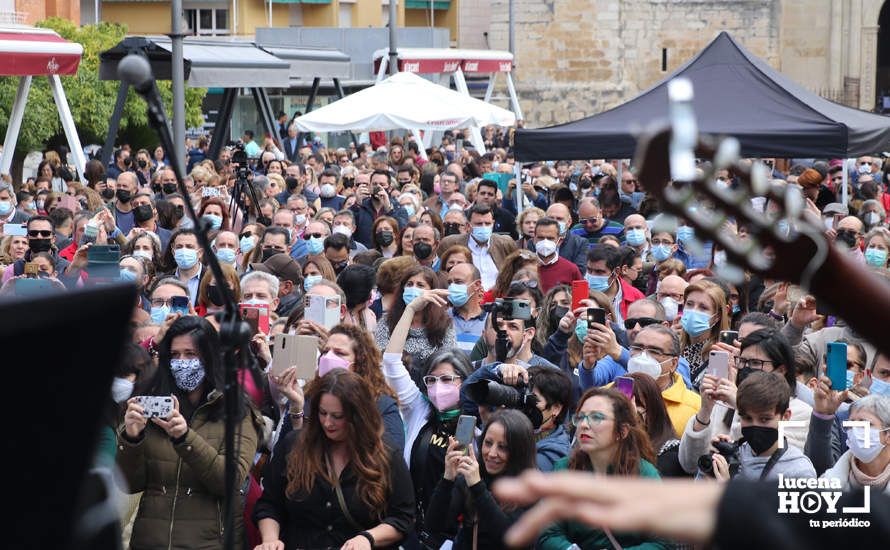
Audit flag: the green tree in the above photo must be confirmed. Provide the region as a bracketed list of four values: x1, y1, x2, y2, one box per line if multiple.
[0, 18, 205, 157]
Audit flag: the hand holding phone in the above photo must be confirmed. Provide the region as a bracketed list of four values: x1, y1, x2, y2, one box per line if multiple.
[571, 280, 589, 311]
[170, 295, 190, 317]
[587, 307, 606, 328]
[455, 415, 476, 453]
[826, 342, 848, 390]
[135, 396, 174, 419]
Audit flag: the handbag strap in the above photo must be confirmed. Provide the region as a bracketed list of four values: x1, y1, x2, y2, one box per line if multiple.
[759, 443, 788, 481]
[327, 455, 364, 533]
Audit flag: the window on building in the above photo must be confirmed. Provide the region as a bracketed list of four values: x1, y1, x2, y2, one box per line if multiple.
[186, 8, 230, 36]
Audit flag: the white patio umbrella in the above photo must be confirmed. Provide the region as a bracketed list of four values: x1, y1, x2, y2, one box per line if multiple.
[294, 71, 515, 154]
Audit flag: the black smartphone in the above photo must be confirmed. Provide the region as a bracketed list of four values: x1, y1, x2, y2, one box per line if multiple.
[587, 307, 606, 329]
[455, 415, 476, 451]
[719, 330, 739, 345]
[170, 295, 190, 316]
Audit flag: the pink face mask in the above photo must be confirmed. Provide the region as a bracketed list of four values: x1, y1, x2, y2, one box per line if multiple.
[434, 181, 442, 194]
[427, 381, 460, 412]
[317, 350, 351, 378]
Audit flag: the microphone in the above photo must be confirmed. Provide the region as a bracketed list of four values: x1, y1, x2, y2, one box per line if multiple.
[117, 54, 153, 94]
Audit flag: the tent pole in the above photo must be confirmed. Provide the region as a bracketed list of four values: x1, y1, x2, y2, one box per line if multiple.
[171, 0, 186, 177]
[48, 74, 87, 183]
[452, 68, 486, 153]
[296, 77, 321, 149]
[0, 76, 31, 177]
[505, 72, 523, 121]
[842, 159, 849, 206]
[208, 87, 238, 160]
[102, 81, 130, 168]
[483, 73, 496, 103]
[514, 159, 522, 213]
[376, 57, 388, 83]
[411, 129, 429, 161]
[333, 78, 359, 147]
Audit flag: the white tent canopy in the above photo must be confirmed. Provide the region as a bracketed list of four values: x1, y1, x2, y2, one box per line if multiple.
[293, 71, 515, 154]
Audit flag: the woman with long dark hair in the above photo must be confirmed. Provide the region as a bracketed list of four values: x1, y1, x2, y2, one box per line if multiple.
[537, 388, 670, 549]
[118, 316, 262, 549]
[626, 372, 687, 477]
[425, 410, 537, 550]
[374, 265, 456, 367]
[253, 370, 415, 550]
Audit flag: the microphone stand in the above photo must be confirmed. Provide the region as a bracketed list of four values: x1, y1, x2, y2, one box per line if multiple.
[129, 58, 248, 550]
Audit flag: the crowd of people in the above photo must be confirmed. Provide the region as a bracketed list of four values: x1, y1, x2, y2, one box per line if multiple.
[2, 128, 890, 549]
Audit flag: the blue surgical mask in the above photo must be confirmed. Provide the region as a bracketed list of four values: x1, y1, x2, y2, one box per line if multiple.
[625, 228, 646, 247]
[574, 318, 588, 341]
[403, 204, 416, 217]
[0, 201, 12, 215]
[150, 304, 170, 324]
[651, 244, 672, 262]
[203, 214, 222, 230]
[677, 225, 694, 244]
[403, 286, 423, 305]
[865, 247, 888, 267]
[303, 274, 322, 292]
[239, 235, 255, 254]
[471, 225, 493, 243]
[119, 268, 137, 282]
[447, 283, 470, 307]
[846, 369, 856, 390]
[557, 221, 567, 235]
[306, 236, 325, 255]
[870, 376, 890, 397]
[680, 309, 715, 337]
[585, 273, 611, 292]
[216, 248, 236, 264]
[174, 248, 199, 270]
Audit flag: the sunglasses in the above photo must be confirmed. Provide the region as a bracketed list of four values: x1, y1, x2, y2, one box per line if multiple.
[510, 280, 539, 291]
[303, 232, 326, 240]
[28, 230, 52, 238]
[239, 232, 252, 240]
[623, 317, 662, 330]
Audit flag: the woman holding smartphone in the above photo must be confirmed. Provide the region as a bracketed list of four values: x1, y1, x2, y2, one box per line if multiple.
[536, 387, 671, 550]
[253, 369, 415, 550]
[425, 410, 537, 550]
[117, 316, 263, 549]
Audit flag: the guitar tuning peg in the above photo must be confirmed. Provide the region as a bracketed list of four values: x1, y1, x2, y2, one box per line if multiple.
[750, 163, 770, 196]
[713, 138, 740, 169]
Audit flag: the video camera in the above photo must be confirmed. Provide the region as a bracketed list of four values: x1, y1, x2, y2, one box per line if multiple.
[698, 439, 741, 477]
[230, 147, 251, 182]
[464, 378, 543, 429]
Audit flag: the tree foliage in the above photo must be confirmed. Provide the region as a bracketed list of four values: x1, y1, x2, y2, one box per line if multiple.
[0, 18, 206, 154]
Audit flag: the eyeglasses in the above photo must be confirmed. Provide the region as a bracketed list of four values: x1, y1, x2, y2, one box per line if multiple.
[28, 230, 52, 238]
[579, 217, 599, 225]
[629, 345, 675, 358]
[509, 280, 539, 291]
[423, 374, 461, 386]
[737, 358, 775, 370]
[303, 233, 326, 240]
[624, 317, 662, 330]
[150, 298, 182, 307]
[572, 411, 612, 428]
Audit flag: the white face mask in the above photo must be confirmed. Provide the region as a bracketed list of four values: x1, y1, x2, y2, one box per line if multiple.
[846, 426, 888, 463]
[865, 212, 881, 226]
[332, 224, 353, 237]
[111, 377, 134, 403]
[535, 239, 558, 259]
[713, 250, 728, 267]
[659, 297, 680, 320]
[627, 352, 665, 378]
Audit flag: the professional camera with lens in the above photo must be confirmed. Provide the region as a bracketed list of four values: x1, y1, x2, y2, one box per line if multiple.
[698, 440, 741, 477]
[464, 379, 543, 429]
[230, 148, 251, 181]
[484, 298, 532, 321]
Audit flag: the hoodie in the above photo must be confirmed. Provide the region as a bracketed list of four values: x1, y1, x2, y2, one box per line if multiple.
[536, 423, 570, 472]
[736, 440, 816, 481]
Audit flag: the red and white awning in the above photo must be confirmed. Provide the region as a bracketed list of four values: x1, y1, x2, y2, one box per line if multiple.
[0, 26, 83, 76]
[373, 48, 513, 74]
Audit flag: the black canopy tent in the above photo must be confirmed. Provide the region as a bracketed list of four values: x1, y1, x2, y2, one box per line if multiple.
[514, 32, 890, 161]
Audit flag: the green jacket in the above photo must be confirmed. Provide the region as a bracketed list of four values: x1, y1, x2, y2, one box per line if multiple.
[537, 457, 673, 550]
[117, 390, 262, 550]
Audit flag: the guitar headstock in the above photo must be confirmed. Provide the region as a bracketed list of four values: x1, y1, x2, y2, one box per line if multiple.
[634, 128, 829, 291]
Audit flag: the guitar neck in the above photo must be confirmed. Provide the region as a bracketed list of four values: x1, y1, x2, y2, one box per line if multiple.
[809, 244, 890, 357]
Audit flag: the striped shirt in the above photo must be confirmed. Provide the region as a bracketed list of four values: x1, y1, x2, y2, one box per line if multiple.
[570, 220, 625, 246]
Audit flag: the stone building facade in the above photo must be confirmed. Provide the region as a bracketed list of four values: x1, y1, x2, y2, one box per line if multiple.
[481, 0, 890, 126]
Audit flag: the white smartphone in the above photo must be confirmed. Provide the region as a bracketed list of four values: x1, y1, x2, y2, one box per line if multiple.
[2, 223, 26, 237]
[135, 396, 174, 418]
[306, 294, 341, 330]
[708, 350, 730, 380]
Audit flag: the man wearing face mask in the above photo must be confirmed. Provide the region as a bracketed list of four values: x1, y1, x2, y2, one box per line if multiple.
[655, 275, 688, 322]
[157, 168, 179, 197]
[534, 217, 582, 294]
[165, 229, 204, 305]
[0, 182, 29, 225]
[250, 253, 303, 316]
[437, 204, 516, 291]
[834, 216, 866, 263]
[585, 244, 644, 325]
[446, 262, 487, 354]
[545, 203, 587, 274]
[2, 215, 78, 286]
[318, 169, 345, 211]
[331, 210, 367, 258]
[411, 224, 441, 270]
[131, 191, 172, 251]
[113, 172, 138, 235]
[442, 208, 467, 237]
[707, 371, 815, 482]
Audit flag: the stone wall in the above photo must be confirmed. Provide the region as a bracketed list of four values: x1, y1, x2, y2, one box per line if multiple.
[487, 0, 830, 126]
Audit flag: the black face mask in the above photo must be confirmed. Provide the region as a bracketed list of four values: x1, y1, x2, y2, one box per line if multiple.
[261, 247, 281, 262]
[376, 231, 394, 247]
[735, 366, 755, 387]
[116, 189, 132, 203]
[342, 178, 355, 189]
[549, 305, 569, 329]
[741, 425, 779, 456]
[207, 285, 225, 307]
[150, 182, 161, 194]
[332, 260, 348, 274]
[100, 188, 115, 200]
[29, 238, 52, 253]
[257, 215, 273, 227]
[835, 230, 858, 249]
[285, 178, 299, 191]
[133, 204, 153, 223]
[444, 222, 462, 236]
[413, 241, 433, 260]
[162, 183, 178, 195]
[137, 159, 148, 169]
[175, 204, 184, 219]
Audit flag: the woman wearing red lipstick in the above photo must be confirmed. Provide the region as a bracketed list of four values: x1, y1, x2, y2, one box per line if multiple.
[253, 370, 415, 550]
[536, 387, 670, 550]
